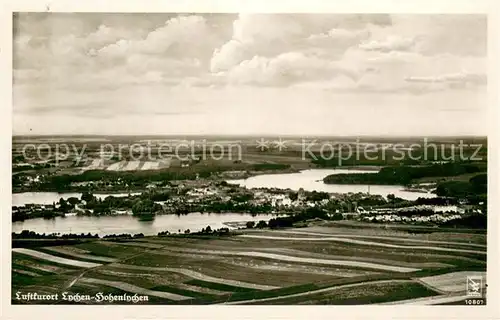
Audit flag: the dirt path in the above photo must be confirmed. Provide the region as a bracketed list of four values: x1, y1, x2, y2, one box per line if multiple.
[12, 269, 41, 277]
[252, 247, 451, 269]
[220, 279, 413, 305]
[377, 293, 469, 305]
[61, 242, 169, 292]
[273, 230, 487, 248]
[79, 277, 191, 301]
[158, 247, 420, 273]
[13, 248, 102, 268]
[414, 278, 448, 295]
[110, 263, 280, 290]
[238, 235, 486, 255]
[42, 247, 118, 263]
[105, 241, 165, 249]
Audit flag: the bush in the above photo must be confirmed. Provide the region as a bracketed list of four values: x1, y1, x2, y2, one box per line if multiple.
[256, 220, 268, 228]
[251, 163, 290, 171]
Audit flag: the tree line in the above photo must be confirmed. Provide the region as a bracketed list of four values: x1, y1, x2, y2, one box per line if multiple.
[324, 163, 486, 186]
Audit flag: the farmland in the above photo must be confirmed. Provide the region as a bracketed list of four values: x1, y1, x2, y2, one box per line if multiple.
[11, 222, 486, 305]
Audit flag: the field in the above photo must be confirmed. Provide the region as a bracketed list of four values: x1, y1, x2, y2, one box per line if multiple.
[12, 135, 487, 174]
[11, 223, 487, 305]
[101, 160, 167, 172]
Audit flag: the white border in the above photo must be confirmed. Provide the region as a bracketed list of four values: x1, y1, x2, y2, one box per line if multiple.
[1, 0, 499, 319]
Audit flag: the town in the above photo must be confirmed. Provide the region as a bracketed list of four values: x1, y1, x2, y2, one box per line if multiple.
[12, 175, 487, 230]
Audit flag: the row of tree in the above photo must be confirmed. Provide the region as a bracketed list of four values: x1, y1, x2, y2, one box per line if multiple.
[245, 207, 344, 230]
[324, 163, 485, 186]
[13, 230, 147, 240]
[12, 230, 99, 239]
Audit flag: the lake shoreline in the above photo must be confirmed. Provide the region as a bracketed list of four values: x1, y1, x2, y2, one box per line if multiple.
[11, 168, 436, 235]
[12, 212, 280, 237]
[227, 168, 433, 201]
[12, 165, 383, 194]
[12, 168, 434, 206]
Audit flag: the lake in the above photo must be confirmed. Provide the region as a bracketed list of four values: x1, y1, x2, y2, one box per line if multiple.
[12, 192, 141, 207]
[12, 212, 278, 237]
[227, 169, 435, 201]
[12, 169, 433, 207]
[11, 169, 434, 236]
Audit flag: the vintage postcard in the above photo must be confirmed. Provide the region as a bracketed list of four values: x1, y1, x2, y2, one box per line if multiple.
[1, 0, 499, 319]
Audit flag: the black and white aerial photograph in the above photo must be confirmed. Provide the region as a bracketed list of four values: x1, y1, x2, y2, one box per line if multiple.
[8, 9, 493, 311]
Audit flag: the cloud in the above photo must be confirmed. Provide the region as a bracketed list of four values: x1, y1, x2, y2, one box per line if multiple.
[359, 36, 415, 52]
[206, 14, 486, 92]
[210, 14, 307, 72]
[96, 15, 211, 58]
[13, 14, 228, 93]
[13, 12, 487, 125]
[210, 40, 247, 73]
[369, 15, 487, 56]
[210, 14, 390, 73]
[404, 72, 487, 89]
[308, 28, 371, 44]
[15, 13, 486, 93]
[85, 24, 140, 49]
[216, 52, 358, 87]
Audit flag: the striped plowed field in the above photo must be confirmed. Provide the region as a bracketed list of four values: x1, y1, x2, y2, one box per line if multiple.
[12, 225, 487, 304]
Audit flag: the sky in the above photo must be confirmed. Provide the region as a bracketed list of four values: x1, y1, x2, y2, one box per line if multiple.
[12, 13, 487, 136]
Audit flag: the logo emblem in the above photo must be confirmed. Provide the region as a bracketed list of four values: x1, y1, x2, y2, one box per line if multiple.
[466, 276, 482, 297]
